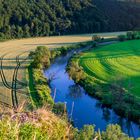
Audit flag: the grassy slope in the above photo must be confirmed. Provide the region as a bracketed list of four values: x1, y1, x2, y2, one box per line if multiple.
[79, 40, 140, 97]
[28, 66, 39, 106]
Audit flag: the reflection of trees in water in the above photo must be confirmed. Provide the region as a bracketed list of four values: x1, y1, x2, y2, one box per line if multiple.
[48, 72, 57, 81]
[95, 102, 111, 122]
[53, 53, 71, 65]
[102, 108, 111, 122]
[67, 85, 83, 99]
[101, 108, 136, 137]
[117, 117, 135, 138]
[95, 101, 102, 108]
[126, 121, 134, 137]
[96, 101, 137, 137]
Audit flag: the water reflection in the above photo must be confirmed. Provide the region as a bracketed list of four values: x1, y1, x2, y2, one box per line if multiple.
[102, 108, 111, 122]
[67, 85, 83, 99]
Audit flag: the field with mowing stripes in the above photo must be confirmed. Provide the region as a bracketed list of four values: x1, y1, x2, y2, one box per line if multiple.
[79, 40, 140, 97]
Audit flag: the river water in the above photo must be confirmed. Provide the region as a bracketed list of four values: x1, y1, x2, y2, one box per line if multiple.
[44, 50, 140, 138]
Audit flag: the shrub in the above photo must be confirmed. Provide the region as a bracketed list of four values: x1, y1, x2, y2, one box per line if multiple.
[126, 31, 140, 40]
[101, 125, 134, 140]
[67, 60, 85, 83]
[92, 42, 97, 48]
[92, 35, 102, 42]
[30, 46, 51, 69]
[74, 125, 95, 140]
[118, 35, 126, 41]
[52, 102, 66, 115]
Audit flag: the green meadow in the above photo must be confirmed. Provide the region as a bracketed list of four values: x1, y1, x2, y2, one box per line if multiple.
[79, 40, 140, 98]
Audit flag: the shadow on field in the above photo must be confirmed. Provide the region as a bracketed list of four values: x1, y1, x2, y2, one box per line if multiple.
[24, 42, 78, 46]
[2, 57, 29, 61]
[0, 81, 12, 87]
[1, 66, 26, 69]
[81, 51, 140, 60]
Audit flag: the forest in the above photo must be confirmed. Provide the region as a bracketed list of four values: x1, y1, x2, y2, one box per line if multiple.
[0, 0, 140, 39]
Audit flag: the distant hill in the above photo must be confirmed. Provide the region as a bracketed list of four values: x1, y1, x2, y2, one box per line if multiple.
[118, 0, 140, 2]
[0, 0, 140, 39]
[94, 0, 140, 31]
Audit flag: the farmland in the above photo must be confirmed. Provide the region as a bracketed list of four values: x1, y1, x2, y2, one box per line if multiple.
[79, 40, 140, 98]
[0, 35, 93, 108]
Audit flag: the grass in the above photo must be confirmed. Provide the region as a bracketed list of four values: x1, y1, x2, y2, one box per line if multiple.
[28, 65, 53, 108]
[28, 66, 38, 107]
[79, 40, 140, 98]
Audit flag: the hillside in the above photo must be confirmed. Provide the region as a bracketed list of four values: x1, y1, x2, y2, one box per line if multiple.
[0, 0, 140, 39]
[94, 0, 140, 31]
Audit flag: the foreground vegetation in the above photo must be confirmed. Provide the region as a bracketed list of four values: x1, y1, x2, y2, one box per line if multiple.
[67, 39, 140, 123]
[0, 0, 140, 39]
[0, 106, 137, 140]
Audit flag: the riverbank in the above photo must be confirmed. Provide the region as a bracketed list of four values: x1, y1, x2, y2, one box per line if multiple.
[67, 40, 140, 124]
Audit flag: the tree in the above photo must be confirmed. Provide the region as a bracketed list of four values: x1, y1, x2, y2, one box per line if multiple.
[92, 35, 101, 42]
[75, 125, 95, 140]
[67, 61, 85, 83]
[24, 24, 30, 37]
[31, 46, 51, 69]
[101, 125, 134, 140]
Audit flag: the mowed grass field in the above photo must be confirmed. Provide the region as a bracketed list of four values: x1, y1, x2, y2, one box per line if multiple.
[79, 40, 140, 98]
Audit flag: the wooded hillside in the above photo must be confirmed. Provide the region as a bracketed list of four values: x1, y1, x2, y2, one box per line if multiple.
[0, 0, 140, 39]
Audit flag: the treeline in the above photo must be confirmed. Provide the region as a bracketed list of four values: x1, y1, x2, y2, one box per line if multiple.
[0, 0, 140, 39]
[94, 0, 140, 32]
[118, 31, 140, 41]
[0, 0, 106, 39]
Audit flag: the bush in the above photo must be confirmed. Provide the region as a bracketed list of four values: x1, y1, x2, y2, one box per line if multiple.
[74, 125, 95, 140]
[118, 35, 126, 41]
[92, 35, 102, 42]
[52, 102, 66, 115]
[126, 31, 140, 40]
[92, 42, 97, 48]
[59, 46, 68, 55]
[101, 125, 134, 140]
[67, 60, 85, 83]
[30, 46, 51, 69]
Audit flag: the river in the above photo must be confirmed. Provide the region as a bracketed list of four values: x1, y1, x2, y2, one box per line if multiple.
[44, 48, 140, 138]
